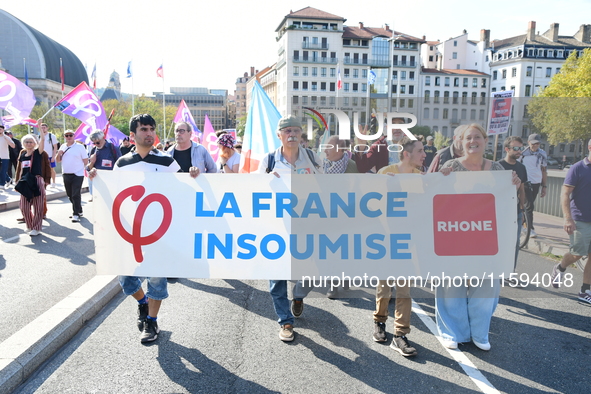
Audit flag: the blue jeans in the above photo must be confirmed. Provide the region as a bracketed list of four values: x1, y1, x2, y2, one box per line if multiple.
[515, 210, 523, 270]
[435, 280, 500, 344]
[269, 280, 313, 326]
[0, 158, 9, 185]
[119, 276, 168, 300]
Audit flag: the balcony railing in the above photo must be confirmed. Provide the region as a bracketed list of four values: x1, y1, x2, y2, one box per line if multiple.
[302, 42, 329, 50]
[292, 57, 338, 64]
[392, 61, 417, 68]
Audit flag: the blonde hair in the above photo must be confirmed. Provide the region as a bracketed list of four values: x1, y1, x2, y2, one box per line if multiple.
[459, 123, 487, 140]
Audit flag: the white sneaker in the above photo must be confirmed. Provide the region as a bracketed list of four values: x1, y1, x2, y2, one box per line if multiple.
[441, 338, 458, 349]
[530, 229, 537, 238]
[88, 196, 93, 202]
[25, 228, 31, 234]
[29, 230, 41, 236]
[3, 184, 8, 190]
[71, 215, 80, 222]
[473, 340, 491, 351]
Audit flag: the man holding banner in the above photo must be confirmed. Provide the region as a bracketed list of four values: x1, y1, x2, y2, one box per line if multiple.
[89, 114, 180, 343]
[258, 115, 323, 342]
[166, 122, 216, 175]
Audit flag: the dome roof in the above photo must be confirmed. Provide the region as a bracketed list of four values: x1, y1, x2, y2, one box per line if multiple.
[0, 9, 88, 87]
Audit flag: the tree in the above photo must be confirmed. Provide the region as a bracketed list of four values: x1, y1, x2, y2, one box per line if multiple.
[236, 114, 247, 139]
[433, 131, 450, 150]
[528, 48, 591, 158]
[410, 125, 431, 139]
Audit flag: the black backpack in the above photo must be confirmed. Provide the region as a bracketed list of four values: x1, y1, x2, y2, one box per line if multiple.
[266, 148, 320, 173]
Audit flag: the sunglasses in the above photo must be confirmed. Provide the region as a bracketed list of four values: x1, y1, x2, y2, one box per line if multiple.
[65, 134, 74, 137]
[508, 146, 524, 151]
[92, 141, 101, 145]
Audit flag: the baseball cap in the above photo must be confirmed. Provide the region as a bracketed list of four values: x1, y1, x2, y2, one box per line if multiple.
[426, 136, 434, 141]
[528, 134, 541, 143]
[277, 115, 302, 130]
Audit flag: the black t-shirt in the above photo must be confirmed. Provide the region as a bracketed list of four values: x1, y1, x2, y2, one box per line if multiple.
[120, 145, 133, 155]
[499, 159, 528, 209]
[424, 145, 437, 167]
[173, 148, 192, 173]
[19, 149, 43, 177]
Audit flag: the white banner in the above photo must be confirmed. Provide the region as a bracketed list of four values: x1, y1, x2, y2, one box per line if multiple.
[94, 171, 516, 280]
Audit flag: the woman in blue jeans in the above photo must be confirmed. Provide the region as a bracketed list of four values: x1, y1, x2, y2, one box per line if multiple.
[436, 124, 521, 351]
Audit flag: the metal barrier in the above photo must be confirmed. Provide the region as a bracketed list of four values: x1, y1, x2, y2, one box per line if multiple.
[534, 170, 566, 218]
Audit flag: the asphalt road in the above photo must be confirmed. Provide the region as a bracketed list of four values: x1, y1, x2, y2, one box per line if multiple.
[8, 243, 591, 393]
[0, 195, 97, 343]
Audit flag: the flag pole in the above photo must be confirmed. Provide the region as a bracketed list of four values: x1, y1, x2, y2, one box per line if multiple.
[131, 63, 135, 117]
[60, 58, 66, 133]
[39, 106, 55, 120]
[162, 62, 166, 143]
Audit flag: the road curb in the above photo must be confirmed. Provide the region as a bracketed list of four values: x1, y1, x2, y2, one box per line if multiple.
[524, 237, 570, 257]
[0, 186, 89, 213]
[0, 275, 120, 394]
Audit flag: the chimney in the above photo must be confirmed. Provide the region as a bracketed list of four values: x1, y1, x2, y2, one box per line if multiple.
[250, 67, 254, 76]
[527, 21, 536, 41]
[480, 29, 490, 48]
[384, 24, 390, 32]
[543, 23, 559, 42]
[359, 22, 364, 29]
[574, 24, 591, 43]
[243, 72, 248, 78]
[422, 35, 426, 41]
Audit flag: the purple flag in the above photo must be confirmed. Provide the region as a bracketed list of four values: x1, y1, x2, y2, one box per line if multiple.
[1, 115, 37, 129]
[105, 125, 127, 146]
[55, 82, 108, 131]
[74, 122, 93, 144]
[173, 99, 201, 140]
[0, 70, 36, 120]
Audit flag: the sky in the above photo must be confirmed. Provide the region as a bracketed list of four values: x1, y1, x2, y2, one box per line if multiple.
[2, 0, 590, 97]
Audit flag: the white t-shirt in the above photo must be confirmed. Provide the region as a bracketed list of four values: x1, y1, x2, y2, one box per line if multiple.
[59, 143, 88, 176]
[0, 134, 12, 159]
[520, 147, 547, 184]
[216, 152, 241, 173]
[44, 133, 57, 159]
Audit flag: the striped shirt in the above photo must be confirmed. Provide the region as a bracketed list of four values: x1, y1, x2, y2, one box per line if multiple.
[115, 149, 180, 173]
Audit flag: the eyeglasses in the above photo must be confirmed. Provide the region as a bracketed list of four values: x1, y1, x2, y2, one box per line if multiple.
[175, 129, 188, 134]
[64, 134, 74, 137]
[24, 141, 35, 144]
[509, 146, 524, 151]
[92, 141, 100, 145]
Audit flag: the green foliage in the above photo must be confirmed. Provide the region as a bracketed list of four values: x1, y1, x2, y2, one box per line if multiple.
[236, 114, 247, 138]
[410, 125, 431, 139]
[433, 131, 450, 150]
[529, 48, 591, 150]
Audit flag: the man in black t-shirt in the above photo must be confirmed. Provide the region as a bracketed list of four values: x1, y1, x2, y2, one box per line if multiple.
[423, 136, 437, 168]
[499, 136, 528, 274]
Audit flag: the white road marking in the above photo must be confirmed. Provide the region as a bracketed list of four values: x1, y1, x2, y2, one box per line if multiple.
[3, 235, 21, 243]
[411, 299, 500, 394]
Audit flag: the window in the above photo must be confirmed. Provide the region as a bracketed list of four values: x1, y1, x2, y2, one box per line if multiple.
[463, 78, 468, 87]
[481, 78, 487, 88]
[311, 96, 318, 105]
[303, 67, 308, 76]
[429, 55, 433, 61]
[392, 85, 397, 94]
[470, 109, 476, 120]
[453, 52, 458, 59]
[408, 99, 414, 108]
[425, 76, 431, 86]
[409, 72, 415, 80]
[292, 96, 298, 104]
[409, 86, 414, 94]
[293, 81, 299, 90]
[444, 91, 450, 103]
[401, 71, 407, 80]
[353, 69, 359, 78]
[479, 110, 485, 120]
[454, 77, 459, 87]
[471, 92, 477, 104]
[312, 67, 318, 76]
[480, 92, 486, 105]
[392, 70, 398, 80]
[352, 97, 358, 106]
[462, 92, 468, 104]
[557, 50, 564, 58]
[424, 108, 430, 119]
[472, 78, 477, 88]
[442, 126, 448, 135]
[302, 96, 308, 105]
[329, 96, 335, 105]
[560, 144, 565, 152]
[556, 67, 561, 74]
[321, 67, 327, 77]
[330, 68, 336, 77]
[453, 91, 459, 104]
[362, 69, 368, 78]
[344, 83, 350, 92]
[434, 90, 440, 103]
[511, 68, 516, 78]
[302, 81, 308, 91]
[435, 77, 440, 86]
[424, 90, 430, 103]
[444, 77, 450, 87]
[433, 108, 439, 119]
[311, 82, 317, 91]
[400, 99, 405, 108]
[536, 67, 542, 78]
[303, 51, 309, 60]
[362, 83, 367, 92]
[294, 50, 299, 59]
[526, 66, 532, 77]
[492, 87, 497, 92]
[321, 96, 327, 105]
[344, 68, 350, 78]
[502, 69, 507, 79]
[501, 86, 505, 91]
[453, 40, 457, 47]
[570, 144, 575, 152]
[546, 67, 552, 77]
[293, 66, 299, 76]
[524, 85, 531, 97]
[400, 85, 406, 94]
[443, 108, 449, 119]
[352, 83, 358, 92]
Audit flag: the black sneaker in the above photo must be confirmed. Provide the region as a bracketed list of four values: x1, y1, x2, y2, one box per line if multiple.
[140, 319, 160, 343]
[137, 303, 149, 331]
[373, 321, 387, 342]
[291, 299, 304, 318]
[391, 335, 417, 357]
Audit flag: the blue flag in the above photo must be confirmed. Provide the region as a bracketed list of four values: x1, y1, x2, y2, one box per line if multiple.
[127, 61, 132, 78]
[368, 69, 377, 85]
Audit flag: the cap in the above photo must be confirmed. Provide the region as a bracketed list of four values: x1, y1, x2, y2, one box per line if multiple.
[217, 133, 235, 149]
[528, 134, 541, 143]
[277, 115, 302, 130]
[426, 136, 434, 141]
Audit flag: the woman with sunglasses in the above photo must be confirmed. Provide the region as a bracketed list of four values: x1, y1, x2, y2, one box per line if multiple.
[14, 134, 51, 236]
[436, 124, 521, 351]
